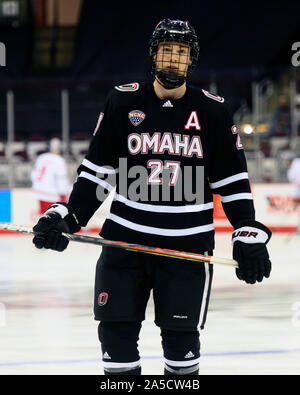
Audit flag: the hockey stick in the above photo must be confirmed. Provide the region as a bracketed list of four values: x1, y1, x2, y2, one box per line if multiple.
[0, 222, 237, 268]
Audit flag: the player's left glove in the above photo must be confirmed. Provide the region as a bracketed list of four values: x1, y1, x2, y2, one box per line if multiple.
[232, 220, 272, 284]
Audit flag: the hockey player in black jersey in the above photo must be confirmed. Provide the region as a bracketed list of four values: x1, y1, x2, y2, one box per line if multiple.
[32, 19, 272, 375]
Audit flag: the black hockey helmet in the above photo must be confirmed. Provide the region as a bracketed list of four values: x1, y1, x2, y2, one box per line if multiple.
[149, 19, 199, 89]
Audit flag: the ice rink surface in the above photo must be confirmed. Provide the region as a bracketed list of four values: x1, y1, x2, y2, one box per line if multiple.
[0, 232, 299, 375]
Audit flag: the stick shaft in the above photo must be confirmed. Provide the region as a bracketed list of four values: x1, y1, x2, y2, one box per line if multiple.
[0, 222, 238, 267]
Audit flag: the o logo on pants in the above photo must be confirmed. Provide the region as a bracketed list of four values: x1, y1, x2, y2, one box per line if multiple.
[98, 292, 108, 306]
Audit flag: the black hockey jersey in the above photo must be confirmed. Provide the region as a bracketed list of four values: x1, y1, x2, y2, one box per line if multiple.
[68, 81, 255, 253]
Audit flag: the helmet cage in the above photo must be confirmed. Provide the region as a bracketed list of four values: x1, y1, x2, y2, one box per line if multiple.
[149, 20, 199, 89]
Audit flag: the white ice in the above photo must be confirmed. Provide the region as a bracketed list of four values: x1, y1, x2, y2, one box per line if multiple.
[0, 233, 299, 375]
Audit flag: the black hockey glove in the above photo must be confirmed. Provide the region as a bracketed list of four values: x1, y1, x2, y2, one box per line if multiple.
[232, 220, 272, 284]
[32, 203, 80, 252]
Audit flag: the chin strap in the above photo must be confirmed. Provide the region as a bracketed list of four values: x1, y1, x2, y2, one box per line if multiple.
[156, 70, 186, 89]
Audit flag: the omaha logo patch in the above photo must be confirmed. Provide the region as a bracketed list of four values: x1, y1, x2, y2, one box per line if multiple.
[98, 292, 108, 306]
[128, 110, 146, 126]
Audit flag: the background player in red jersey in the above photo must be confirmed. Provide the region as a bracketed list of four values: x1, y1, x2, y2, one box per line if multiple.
[32, 19, 272, 375]
[31, 138, 72, 214]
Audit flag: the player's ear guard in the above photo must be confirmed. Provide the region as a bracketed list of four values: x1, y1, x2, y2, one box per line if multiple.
[232, 220, 272, 284]
[33, 203, 80, 252]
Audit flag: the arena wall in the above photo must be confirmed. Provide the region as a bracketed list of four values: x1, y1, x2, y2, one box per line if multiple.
[0, 184, 298, 234]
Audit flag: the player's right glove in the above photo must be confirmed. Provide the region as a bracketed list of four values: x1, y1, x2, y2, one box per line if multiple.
[32, 203, 80, 252]
[232, 220, 272, 284]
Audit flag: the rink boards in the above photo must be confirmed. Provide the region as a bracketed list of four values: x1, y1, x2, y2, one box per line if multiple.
[0, 183, 298, 232]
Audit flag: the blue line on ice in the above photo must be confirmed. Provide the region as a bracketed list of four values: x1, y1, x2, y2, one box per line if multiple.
[1, 348, 300, 366]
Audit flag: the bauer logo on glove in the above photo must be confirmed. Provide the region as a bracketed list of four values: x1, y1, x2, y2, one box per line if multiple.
[232, 226, 270, 244]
